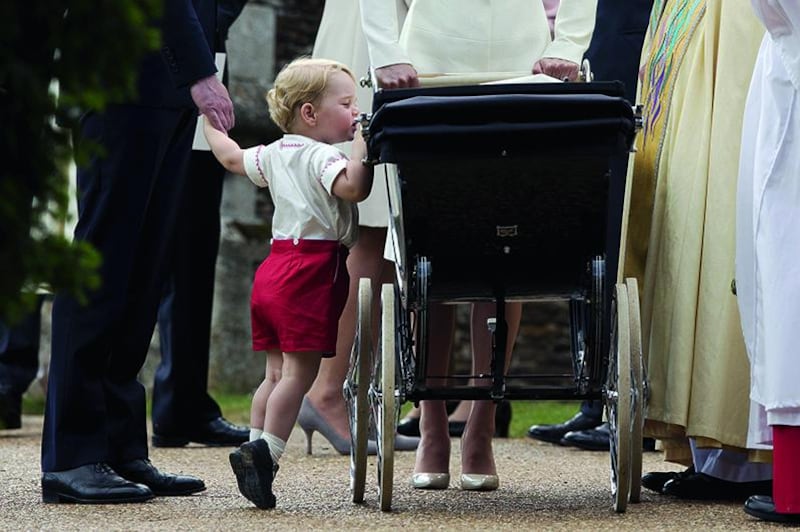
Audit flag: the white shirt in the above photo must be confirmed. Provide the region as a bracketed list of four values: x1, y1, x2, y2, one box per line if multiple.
[243, 134, 359, 248]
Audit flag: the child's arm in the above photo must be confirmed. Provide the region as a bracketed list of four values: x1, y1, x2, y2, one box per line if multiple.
[203, 117, 245, 175]
[331, 133, 374, 202]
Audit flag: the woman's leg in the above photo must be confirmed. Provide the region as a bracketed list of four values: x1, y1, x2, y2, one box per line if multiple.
[304, 227, 391, 439]
[461, 301, 521, 475]
[414, 303, 456, 474]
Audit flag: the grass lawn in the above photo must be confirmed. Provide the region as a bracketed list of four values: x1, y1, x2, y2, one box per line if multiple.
[212, 395, 581, 439]
[23, 393, 581, 440]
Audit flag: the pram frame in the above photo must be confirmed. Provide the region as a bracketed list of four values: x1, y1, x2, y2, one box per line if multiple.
[344, 70, 645, 513]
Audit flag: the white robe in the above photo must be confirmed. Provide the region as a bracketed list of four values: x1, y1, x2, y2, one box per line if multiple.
[736, 0, 800, 447]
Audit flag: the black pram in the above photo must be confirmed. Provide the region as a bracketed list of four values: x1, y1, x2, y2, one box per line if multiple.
[344, 78, 645, 513]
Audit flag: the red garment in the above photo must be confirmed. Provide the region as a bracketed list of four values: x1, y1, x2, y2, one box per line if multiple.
[773, 425, 800, 513]
[250, 239, 349, 355]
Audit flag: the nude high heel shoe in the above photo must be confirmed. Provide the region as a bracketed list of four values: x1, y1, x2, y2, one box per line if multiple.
[460, 474, 499, 491]
[298, 397, 419, 455]
[411, 473, 450, 490]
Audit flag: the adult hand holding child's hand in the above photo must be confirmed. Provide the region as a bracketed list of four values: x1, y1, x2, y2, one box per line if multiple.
[191, 75, 235, 132]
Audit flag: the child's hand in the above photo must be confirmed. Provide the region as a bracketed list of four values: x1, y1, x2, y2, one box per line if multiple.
[203, 116, 245, 175]
[351, 128, 367, 162]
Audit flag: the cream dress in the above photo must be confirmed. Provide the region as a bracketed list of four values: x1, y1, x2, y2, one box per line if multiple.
[312, 0, 410, 227]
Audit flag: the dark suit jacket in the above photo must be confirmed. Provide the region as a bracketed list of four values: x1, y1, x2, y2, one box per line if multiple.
[585, 0, 653, 100]
[136, 0, 219, 108]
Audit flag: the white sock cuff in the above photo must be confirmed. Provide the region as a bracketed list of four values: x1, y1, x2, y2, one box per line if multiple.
[249, 428, 264, 442]
[261, 432, 286, 463]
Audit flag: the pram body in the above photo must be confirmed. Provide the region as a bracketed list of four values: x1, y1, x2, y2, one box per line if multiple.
[344, 78, 645, 513]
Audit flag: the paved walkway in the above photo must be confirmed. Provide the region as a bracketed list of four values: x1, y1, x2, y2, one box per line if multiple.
[0, 416, 780, 530]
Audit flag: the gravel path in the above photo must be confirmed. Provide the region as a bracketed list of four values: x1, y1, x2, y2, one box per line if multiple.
[0, 416, 782, 530]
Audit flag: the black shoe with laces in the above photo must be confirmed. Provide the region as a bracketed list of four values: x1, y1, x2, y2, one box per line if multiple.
[41, 463, 154, 504]
[113, 458, 205, 496]
[527, 412, 601, 444]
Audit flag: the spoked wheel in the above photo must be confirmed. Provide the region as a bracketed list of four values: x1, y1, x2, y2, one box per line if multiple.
[371, 283, 396, 512]
[626, 277, 644, 503]
[345, 279, 372, 503]
[605, 283, 632, 513]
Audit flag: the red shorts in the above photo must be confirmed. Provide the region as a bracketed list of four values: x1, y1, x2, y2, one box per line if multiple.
[250, 239, 349, 355]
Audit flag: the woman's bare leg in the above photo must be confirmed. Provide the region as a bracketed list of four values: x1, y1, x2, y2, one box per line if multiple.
[414, 303, 456, 474]
[461, 301, 521, 475]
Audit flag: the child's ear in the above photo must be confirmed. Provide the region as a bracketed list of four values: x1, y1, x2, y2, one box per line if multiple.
[299, 102, 316, 126]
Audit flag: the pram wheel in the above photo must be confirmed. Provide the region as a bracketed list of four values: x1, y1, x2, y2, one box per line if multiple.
[606, 283, 632, 513]
[372, 283, 397, 511]
[345, 278, 372, 503]
[626, 278, 645, 503]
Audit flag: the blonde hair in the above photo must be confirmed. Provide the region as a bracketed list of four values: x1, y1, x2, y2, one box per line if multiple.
[266, 57, 356, 133]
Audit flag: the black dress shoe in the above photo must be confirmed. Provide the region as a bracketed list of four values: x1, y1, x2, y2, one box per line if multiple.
[229, 439, 277, 509]
[641, 466, 695, 493]
[527, 412, 601, 444]
[41, 463, 154, 504]
[152, 416, 249, 447]
[397, 416, 421, 437]
[744, 495, 800, 523]
[663, 472, 772, 500]
[0, 390, 22, 430]
[560, 422, 609, 450]
[113, 459, 205, 496]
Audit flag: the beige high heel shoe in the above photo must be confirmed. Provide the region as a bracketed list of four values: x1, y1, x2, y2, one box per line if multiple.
[460, 473, 499, 491]
[411, 472, 450, 490]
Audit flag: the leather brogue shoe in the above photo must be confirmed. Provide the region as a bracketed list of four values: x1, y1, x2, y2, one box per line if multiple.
[663, 472, 772, 501]
[560, 422, 609, 451]
[0, 389, 22, 430]
[41, 463, 154, 504]
[229, 439, 277, 509]
[527, 412, 601, 444]
[152, 416, 249, 447]
[113, 459, 205, 496]
[641, 466, 695, 493]
[744, 495, 800, 523]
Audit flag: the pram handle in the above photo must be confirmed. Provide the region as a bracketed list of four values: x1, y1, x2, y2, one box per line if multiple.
[360, 59, 594, 91]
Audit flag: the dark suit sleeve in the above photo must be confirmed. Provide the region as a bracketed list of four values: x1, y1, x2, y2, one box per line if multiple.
[160, 0, 217, 88]
[217, 0, 248, 51]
